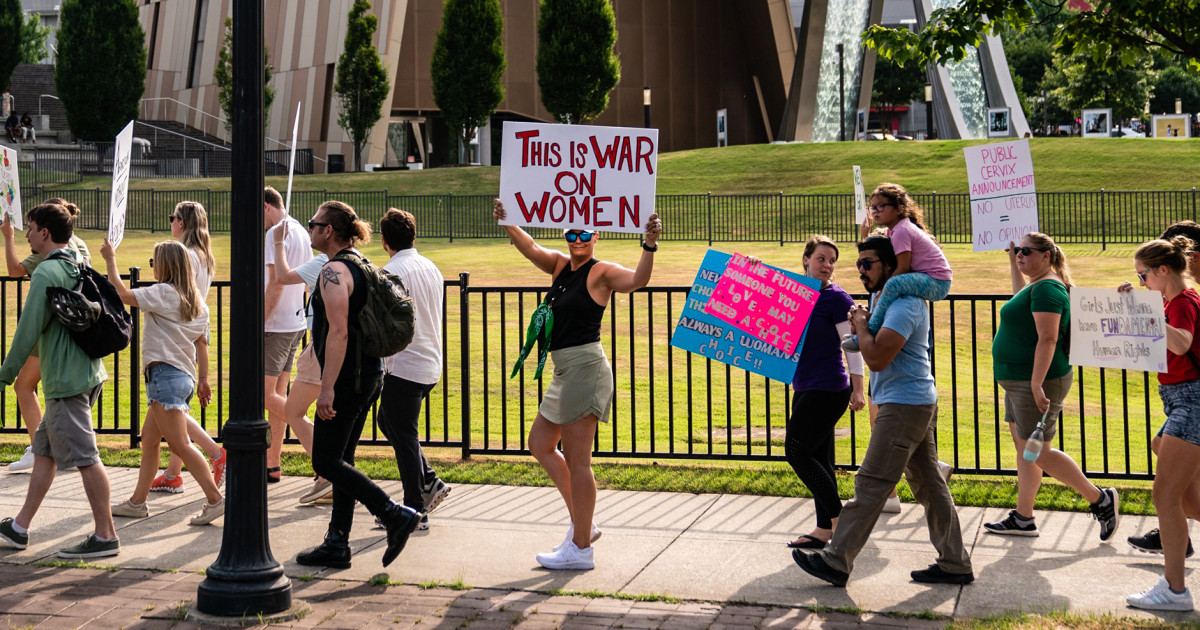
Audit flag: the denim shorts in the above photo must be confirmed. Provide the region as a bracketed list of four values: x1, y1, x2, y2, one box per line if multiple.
[1158, 379, 1200, 447]
[145, 362, 194, 412]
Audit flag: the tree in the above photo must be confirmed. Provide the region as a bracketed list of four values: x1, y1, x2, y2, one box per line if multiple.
[862, 0, 1200, 74]
[431, 0, 505, 164]
[0, 0, 21, 91]
[870, 55, 924, 132]
[335, 0, 391, 172]
[19, 12, 52, 64]
[214, 17, 275, 137]
[1043, 51, 1153, 124]
[1150, 65, 1200, 115]
[536, 0, 620, 124]
[55, 0, 146, 141]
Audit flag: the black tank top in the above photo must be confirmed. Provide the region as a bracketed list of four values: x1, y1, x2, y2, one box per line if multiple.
[548, 259, 606, 351]
[312, 249, 383, 383]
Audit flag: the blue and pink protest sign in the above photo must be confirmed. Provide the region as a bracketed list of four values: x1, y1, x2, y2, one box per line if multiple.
[671, 250, 821, 383]
[705, 253, 820, 355]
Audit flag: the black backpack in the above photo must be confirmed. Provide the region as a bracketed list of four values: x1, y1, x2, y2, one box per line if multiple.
[43, 251, 133, 359]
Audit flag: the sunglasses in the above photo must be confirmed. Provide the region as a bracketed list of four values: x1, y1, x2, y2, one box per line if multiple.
[167, 214, 180, 223]
[1012, 246, 1045, 256]
[564, 231, 595, 243]
[307, 220, 329, 230]
[855, 257, 881, 271]
[148, 257, 153, 268]
[1136, 269, 1150, 282]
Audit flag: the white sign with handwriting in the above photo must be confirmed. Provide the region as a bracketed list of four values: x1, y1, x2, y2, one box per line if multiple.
[107, 120, 134, 248]
[1068, 287, 1167, 372]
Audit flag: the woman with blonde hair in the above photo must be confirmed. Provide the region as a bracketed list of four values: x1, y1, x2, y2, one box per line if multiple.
[152, 201, 226, 493]
[984, 232, 1118, 540]
[103, 240, 224, 526]
[1121, 236, 1200, 611]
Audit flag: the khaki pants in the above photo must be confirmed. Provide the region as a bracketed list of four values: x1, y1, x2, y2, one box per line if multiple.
[821, 402, 972, 576]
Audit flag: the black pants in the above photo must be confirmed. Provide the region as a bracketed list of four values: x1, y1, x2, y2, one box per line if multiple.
[312, 371, 389, 532]
[377, 374, 438, 511]
[785, 387, 852, 529]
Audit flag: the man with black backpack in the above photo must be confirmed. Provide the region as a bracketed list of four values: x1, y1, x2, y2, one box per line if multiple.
[295, 200, 421, 569]
[0, 202, 119, 559]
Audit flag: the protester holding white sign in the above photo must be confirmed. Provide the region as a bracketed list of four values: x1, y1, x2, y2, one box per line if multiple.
[964, 139, 1038, 252]
[498, 122, 657, 234]
[984, 232, 1119, 541]
[1119, 236, 1200, 612]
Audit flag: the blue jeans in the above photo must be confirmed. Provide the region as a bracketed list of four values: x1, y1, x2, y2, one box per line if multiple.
[1159, 379, 1200, 447]
[144, 363, 194, 412]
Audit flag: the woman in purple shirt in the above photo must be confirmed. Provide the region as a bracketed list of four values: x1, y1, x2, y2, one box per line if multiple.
[782, 235, 865, 548]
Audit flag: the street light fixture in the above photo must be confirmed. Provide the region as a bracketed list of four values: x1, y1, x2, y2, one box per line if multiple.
[924, 83, 933, 140]
[643, 86, 651, 128]
[1177, 98, 1183, 115]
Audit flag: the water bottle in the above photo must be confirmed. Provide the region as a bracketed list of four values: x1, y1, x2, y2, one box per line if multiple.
[1022, 408, 1052, 462]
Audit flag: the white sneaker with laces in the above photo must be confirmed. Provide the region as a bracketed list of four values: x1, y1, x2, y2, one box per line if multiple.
[882, 495, 902, 514]
[189, 498, 225, 526]
[937, 461, 954, 483]
[1127, 576, 1194, 611]
[554, 522, 602, 552]
[536, 541, 595, 570]
[8, 447, 34, 472]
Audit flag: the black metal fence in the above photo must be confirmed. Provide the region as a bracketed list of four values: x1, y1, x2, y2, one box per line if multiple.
[0, 274, 1166, 481]
[13, 187, 1198, 246]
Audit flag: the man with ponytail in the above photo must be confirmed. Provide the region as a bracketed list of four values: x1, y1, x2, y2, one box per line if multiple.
[296, 200, 421, 569]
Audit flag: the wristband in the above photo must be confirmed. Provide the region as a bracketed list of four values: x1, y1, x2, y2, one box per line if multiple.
[274, 241, 285, 246]
[642, 241, 658, 252]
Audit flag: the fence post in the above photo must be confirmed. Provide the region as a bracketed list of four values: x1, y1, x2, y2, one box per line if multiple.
[129, 266, 142, 448]
[150, 189, 156, 232]
[778, 191, 784, 246]
[930, 191, 938, 236]
[1100, 188, 1106, 251]
[32, 149, 38, 189]
[459, 272, 471, 459]
[1192, 187, 1197, 223]
[448, 193, 454, 243]
[707, 192, 713, 246]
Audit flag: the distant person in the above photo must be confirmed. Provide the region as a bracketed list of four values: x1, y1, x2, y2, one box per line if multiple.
[376, 208, 452, 529]
[983, 233, 1118, 539]
[793, 235, 972, 587]
[5, 113, 18, 143]
[0, 202, 117, 559]
[1, 199, 90, 474]
[1119, 236, 1200, 611]
[19, 113, 34, 144]
[0, 88, 13, 120]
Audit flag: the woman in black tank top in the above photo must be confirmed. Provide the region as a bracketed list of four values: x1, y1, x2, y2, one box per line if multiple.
[495, 199, 662, 571]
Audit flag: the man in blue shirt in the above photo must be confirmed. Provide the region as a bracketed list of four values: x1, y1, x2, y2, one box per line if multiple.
[793, 235, 972, 587]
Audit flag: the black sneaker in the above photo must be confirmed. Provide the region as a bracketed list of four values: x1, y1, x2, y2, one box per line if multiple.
[983, 510, 1039, 537]
[0, 518, 27, 549]
[1090, 487, 1120, 542]
[1128, 528, 1195, 558]
[57, 534, 119, 559]
[911, 564, 974, 585]
[792, 549, 849, 587]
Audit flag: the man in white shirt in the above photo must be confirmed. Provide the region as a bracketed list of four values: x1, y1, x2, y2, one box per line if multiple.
[376, 209, 452, 528]
[263, 186, 312, 481]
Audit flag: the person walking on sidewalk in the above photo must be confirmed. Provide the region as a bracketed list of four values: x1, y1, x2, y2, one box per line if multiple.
[493, 199, 662, 571]
[375, 208, 452, 529]
[295, 201, 421, 569]
[1, 199, 90, 473]
[0, 202, 117, 559]
[150, 201, 226, 494]
[983, 233, 1119, 540]
[793, 235, 972, 587]
[103, 240, 224, 526]
[1121, 236, 1200, 611]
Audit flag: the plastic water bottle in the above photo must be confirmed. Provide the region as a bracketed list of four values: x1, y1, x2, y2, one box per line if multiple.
[1022, 409, 1052, 462]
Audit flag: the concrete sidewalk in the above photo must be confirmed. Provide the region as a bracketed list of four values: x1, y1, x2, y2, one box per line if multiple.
[0, 467, 1193, 628]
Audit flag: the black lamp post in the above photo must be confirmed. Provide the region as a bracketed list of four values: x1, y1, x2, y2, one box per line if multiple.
[643, 86, 651, 128]
[924, 83, 933, 140]
[196, 0, 292, 616]
[836, 44, 845, 141]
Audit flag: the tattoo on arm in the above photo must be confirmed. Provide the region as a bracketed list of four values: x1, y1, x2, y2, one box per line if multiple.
[320, 266, 342, 289]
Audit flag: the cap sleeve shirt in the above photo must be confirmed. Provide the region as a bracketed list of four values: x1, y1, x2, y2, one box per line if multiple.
[264, 216, 312, 333]
[888, 218, 952, 281]
[1162, 288, 1200, 385]
[132, 283, 210, 382]
[792, 283, 855, 392]
[991, 279, 1070, 382]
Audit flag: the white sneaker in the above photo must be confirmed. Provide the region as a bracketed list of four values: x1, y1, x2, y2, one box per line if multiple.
[882, 495, 902, 514]
[111, 499, 149, 518]
[298, 478, 333, 505]
[937, 461, 954, 483]
[1127, 576, 1194, 611]
[536, 541, 595, 570]
[8, 447, 34, 472]
[189, 498, 225, 526]
[554, 522, 602, 552]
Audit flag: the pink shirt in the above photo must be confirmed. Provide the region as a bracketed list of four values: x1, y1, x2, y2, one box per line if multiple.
[888, 218, 952, 281]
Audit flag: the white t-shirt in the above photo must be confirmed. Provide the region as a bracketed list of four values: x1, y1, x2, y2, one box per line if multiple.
[293, 253, 328, 331]
[264, 216, 312, 332]
[383, 248, 444, 385]
[133, 283, 210, 382]
[187, 248, 213, 299]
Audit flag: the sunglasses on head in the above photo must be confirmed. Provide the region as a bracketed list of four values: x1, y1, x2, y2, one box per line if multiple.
[564, 231, 595, 243]
[855, 257, 880, 271]
[1012, 246, 1045, 256]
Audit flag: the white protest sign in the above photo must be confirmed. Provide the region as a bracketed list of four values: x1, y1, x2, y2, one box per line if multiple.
[1068, 287, 1167, 372]
[107, 120, 135, 248]
[963, 139, 1037, 252]
[0, 145, 21, 229]
[285, 102, 301, 216]
[852, 165, 866, 224]
[498, 121, 658, 233]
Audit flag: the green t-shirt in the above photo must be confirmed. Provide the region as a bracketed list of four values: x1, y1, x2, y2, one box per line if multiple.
[992, 279, 1071, 382]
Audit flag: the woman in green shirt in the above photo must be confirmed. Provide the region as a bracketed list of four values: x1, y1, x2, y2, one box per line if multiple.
[983, 232, 1119, 540]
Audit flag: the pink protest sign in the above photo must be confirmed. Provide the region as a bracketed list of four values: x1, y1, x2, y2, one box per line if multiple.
[704, 253, 821, 354]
